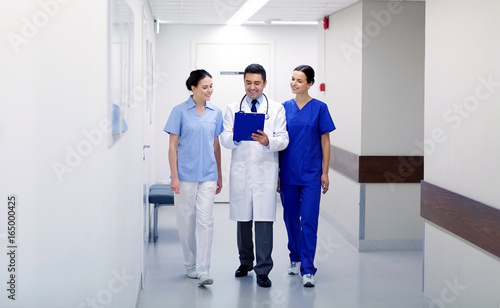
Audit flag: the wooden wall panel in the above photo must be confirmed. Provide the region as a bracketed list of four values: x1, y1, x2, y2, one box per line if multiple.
[331, 145, 423, 183]
[331, 145, 499, 257]
[421, 181, 500, 258]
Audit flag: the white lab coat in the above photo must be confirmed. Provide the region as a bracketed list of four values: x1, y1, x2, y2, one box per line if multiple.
[220, 97, 289, 222]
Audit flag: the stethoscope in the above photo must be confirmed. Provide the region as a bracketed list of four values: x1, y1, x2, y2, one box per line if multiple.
[238, 93, 270, 120]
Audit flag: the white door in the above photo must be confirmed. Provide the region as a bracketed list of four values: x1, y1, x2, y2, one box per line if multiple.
[193, 42, 274, 203]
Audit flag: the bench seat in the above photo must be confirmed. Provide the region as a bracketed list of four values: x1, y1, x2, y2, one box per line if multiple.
[148, 184, 174, 242]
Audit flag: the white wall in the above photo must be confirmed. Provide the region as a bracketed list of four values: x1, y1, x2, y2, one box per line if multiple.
[319, 2, 425, 251]
[0, 1, 154, 307]
[317, 3, 363, 155]
[317, 3, 363, 244]
[425, 0, 500, 206]
[361, 1, 424, 250]
[423, 0, 500, 305]
[318, 1, 425, 156]
[152, 24, 318, 183]
[361, 2, 425, 155]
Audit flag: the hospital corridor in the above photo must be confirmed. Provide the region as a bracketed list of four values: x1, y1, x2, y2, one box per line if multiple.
[138, 203, 423, 307]
[1, 0, 500, 308]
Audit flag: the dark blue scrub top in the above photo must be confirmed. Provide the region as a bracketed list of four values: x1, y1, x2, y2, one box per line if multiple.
[280, 98, 335, 186]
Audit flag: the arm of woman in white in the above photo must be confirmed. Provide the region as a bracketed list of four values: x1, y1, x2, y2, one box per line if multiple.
[214, 136, 223, 195]
[168, 134, 180, 194]
[321, 133, 331, 194]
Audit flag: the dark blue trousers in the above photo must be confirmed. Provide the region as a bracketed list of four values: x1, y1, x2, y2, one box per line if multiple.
[280, 184, 321, 275]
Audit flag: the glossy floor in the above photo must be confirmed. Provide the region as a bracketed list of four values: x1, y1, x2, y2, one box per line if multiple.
[139, 204, 423, 308]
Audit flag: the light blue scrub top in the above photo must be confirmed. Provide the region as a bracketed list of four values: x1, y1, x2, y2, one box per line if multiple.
[164, 96, 223, 182]
[280, 98, 335, 186]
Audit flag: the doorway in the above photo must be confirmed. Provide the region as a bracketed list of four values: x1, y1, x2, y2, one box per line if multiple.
[193, 42, 274, 203]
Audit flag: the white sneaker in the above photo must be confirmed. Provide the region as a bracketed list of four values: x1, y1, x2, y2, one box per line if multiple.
[288, 261, 301, 275]
[302, 274, 315, 287]
[198, 274, 213, 286]
[186, 268, 198, 279]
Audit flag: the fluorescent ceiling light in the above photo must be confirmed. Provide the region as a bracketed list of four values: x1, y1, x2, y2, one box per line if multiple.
[226, 0, 270, 26]
[245, 20, 319, 26]
[271, 21, 319, 26]
[245, 21, 267, 25]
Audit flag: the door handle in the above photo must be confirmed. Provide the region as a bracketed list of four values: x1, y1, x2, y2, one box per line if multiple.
[143, 145, 150, 161]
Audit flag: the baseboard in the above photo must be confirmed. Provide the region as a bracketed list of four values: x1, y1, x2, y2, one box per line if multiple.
[135, 274, 143, 308]
[320, 209, 423, 252]
[359, 239, 423, 252]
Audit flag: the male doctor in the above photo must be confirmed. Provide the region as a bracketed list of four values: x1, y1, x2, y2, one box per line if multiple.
[221, 64, 289, 288]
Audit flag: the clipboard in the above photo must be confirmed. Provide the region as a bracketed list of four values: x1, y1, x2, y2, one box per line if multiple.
[233, 112, 265, 141]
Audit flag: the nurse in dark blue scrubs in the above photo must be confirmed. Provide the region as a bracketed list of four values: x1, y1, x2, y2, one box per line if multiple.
[279, 65, 336, 287]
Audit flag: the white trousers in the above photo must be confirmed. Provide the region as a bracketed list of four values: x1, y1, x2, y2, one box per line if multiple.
[174, 181, 216, 276]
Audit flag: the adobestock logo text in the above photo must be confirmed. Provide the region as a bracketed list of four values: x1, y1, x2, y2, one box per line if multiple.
[7, 0, 72, 53]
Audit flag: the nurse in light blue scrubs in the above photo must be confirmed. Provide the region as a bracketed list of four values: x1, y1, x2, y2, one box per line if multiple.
[279, 65, 336, 287]
[164, 69, 223, 287]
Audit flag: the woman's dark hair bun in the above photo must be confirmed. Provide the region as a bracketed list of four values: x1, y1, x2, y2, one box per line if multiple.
[186, 69, 212, 91]
[294, 65, 315, 85]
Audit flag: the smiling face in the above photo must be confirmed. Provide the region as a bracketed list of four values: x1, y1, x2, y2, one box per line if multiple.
[244, 73, 267, 100]
[191, 76, 213, 102]
[290, 70, 312, 95]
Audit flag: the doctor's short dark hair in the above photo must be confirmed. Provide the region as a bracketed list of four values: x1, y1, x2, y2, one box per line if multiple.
[244, 63, 267, 82]
[294, 65, 315, 85]
[186, 69, 212, 91]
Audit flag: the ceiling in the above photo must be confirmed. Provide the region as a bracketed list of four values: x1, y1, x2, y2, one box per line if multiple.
[150, 0, 360, 25]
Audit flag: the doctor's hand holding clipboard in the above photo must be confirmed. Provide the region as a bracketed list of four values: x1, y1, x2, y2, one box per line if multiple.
[232, 112, 269, 145]
[251, 129, 269, 145]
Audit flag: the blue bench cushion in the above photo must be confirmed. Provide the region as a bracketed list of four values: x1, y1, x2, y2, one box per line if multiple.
[150, 184, 170, 191]
[149, 185, 174, 204]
